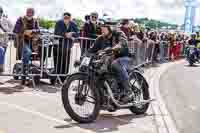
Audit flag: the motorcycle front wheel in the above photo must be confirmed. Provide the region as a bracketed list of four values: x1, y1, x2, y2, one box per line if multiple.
[61, 73, 101, 123]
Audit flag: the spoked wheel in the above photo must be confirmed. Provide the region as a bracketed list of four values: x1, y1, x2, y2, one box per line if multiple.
[129, 71, 150, 115]
[62, 74, 100, 123]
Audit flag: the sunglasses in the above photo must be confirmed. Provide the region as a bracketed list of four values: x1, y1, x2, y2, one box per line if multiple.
[64, 16, 70, 20]
[92, 16, 97, 19]
[27, 12, 34, 17]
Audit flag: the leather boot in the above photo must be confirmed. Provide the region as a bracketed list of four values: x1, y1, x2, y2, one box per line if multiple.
[120, 80, 135, 103]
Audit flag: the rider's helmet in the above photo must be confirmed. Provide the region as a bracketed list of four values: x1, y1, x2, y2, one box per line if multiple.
[191, 32, 196, 39]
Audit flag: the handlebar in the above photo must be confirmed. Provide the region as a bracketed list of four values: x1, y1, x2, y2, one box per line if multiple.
[98, 48, 113, 57]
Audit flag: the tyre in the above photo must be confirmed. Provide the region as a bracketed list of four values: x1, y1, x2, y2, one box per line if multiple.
[62, 73, 101, 123]
[129, 71, 150, 115]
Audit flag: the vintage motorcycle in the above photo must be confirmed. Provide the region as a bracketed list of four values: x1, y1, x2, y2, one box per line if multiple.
[61, 48, 152, 123]
[186, 45, 199, 66]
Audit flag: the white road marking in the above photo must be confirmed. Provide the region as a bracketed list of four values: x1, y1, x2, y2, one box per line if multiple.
[0, 101, 95, 133]
[150, 60, 184, 133]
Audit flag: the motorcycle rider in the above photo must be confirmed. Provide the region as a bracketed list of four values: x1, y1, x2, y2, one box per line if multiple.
[188, 33, 198, 46]
[196, 32, 200, 48]
[187, 33, 200, 61]
[196, 32, 200, 59]
[89, 22, 134, 103]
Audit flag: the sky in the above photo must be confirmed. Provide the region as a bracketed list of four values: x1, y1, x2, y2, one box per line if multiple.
[1, 0, 200, 25]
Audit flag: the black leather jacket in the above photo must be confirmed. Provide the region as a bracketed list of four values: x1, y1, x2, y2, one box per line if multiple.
[89, 30, 129, 58]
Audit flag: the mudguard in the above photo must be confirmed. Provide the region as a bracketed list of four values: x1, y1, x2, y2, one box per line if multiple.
[129, 66, 144, 74]
[64, 72, 89, 82]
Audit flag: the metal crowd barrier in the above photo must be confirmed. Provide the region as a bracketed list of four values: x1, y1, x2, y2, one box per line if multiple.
[0, 32, 187, 87]
[0, 33, 96, 86]
[38, 36, 95, 85]
[128, 38, 156, 68]
[159, 40, 187, 62]
[0, 32, 19, 77]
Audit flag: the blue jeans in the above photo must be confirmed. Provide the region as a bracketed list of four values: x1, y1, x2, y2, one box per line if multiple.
[111, 57, 129, 81]
[22, 42, 32, 65]
[0, 46, 6, 65]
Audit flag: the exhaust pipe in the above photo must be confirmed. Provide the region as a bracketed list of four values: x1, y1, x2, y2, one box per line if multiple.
[104, 81, 155, 108]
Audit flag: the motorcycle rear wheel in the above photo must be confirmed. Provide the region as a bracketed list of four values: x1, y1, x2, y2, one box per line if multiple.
[129, 72, 150, 115]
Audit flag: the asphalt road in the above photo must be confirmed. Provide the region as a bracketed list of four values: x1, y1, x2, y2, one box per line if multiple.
[0, 42, 164, 133]
[0, 70, 159, 133]
[0, 40, 181, 133]
[160, 61, 200, 133]
[0, 62, 180, 133]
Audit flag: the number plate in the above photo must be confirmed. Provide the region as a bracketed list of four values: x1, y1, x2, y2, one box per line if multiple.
[81, 57, 91, 66]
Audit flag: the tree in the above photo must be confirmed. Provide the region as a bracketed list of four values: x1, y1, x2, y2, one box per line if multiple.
[146, 20, 157, 29]
[39, 18, 55, 29]
[133, 18, 178, 30]
[72, 18, 84, 28]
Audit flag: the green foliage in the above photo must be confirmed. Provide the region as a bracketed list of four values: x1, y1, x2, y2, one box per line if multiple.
[38, 17, 83, 30]
[38, 17, 178, 31]
[133, 18, 178, 30]
[39, 18, 56, 29]
[72, 18, 84, 28]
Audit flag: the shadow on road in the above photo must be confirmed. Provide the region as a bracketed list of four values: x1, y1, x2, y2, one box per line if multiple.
[36, 83, 61, 93]
[0, 78, 61, 94]
[184, 64, 200, 67]
[54, 113, 153, 133]
[5, 79, 21, 84]
[0, 84, 24, 94]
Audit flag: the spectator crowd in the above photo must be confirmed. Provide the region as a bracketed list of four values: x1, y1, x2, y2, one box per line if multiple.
[0, 7, 195, 76]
